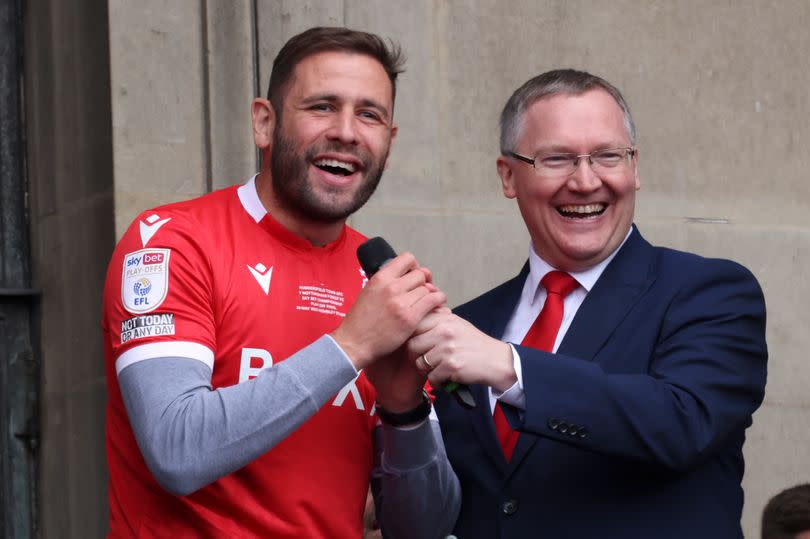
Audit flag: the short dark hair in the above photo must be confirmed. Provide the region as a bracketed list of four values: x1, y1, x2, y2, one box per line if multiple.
[762, 484, 810, 539]
[499, 69, 636, 154]
[267, 26, 405, 117]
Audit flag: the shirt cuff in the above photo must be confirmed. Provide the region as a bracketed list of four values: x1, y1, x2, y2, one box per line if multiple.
[491, 343, 526, 410]
[379, 419, 438, 471]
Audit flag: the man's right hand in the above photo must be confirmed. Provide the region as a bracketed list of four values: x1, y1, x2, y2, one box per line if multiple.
[407, 310, 516, 393]
[331, 252, 446, 370]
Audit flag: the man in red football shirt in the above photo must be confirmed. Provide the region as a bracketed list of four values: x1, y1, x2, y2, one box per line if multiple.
[102, 27, 459, 538]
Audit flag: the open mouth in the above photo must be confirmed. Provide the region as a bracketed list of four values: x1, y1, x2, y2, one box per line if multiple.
[557, 203, 607, 219]
[313, 158, 357, 177]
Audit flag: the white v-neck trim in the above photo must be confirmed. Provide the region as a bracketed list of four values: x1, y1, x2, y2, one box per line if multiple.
[237, 175, 267, 223]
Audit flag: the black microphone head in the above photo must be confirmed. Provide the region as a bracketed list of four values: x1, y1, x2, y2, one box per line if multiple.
[357, 237, 397, 276]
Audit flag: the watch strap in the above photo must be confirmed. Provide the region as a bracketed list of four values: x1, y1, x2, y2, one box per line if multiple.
[375, 389, 432, 426]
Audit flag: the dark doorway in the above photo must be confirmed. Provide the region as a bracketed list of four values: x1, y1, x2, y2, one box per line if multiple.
[1, 0, 39, 536]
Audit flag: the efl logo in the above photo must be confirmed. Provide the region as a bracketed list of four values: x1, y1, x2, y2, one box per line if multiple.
[122, 248, 170, 314]
[143, 252, 165, 265]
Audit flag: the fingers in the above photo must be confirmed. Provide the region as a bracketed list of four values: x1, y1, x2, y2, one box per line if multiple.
[413, 314, 515, 392]
[406, 287, 447, 316]
[409, 310, 455, 350]
[375, 256, 446, 325]
[426, 369, 449, 389]
[373, 252, 420, 280]
[371, 283, 444, 333]
[371, 252, 440, 297]
[416, 353, 434, 373]
[375, 251, 432, 279]
[412, 310, 449, 338]
[368, 256, 432, 306]
[413, 322, 516, 391]
[420, 351, 454, 388]
[333, 251, 445, 369]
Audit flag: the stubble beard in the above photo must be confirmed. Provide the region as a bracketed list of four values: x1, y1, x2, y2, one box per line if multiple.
[270, 126, 388, 224]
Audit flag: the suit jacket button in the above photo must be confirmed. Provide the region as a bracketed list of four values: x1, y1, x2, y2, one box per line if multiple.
[548, 418, 559, 430]
[502, 499, 518, 515]
[558, 421, 569, 434]
[578, 427, 589, 439]
[568, 425, 579, 436]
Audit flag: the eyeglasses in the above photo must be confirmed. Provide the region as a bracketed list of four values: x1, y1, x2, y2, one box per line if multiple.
[506, 147, 636, 178]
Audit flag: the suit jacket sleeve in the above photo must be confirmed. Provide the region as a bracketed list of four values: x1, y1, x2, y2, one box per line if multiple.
[511, 255, 767, 472]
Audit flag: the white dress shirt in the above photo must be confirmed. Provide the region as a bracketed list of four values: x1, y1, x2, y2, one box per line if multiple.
[490, 228, 633, 412]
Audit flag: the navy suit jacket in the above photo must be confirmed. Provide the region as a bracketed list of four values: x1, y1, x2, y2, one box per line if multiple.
[435, 227, 767, 539]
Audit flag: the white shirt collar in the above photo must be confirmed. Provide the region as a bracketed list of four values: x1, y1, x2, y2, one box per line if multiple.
[524, 225, 634, 305]
[237, 174, 266, 223]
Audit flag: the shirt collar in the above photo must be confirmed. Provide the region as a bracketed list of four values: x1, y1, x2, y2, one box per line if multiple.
[237, 174, 348, 253]
[525, 225, 634, 305]
[237, 174, 266, 223]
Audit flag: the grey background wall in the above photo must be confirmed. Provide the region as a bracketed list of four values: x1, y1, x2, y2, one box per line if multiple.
[25, 1, 809, 537]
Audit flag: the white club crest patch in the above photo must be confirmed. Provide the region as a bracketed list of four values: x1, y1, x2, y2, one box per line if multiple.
[122, 249, 171, 313]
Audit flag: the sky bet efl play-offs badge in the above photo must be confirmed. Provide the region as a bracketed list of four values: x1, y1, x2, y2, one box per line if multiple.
[122, 249, 170, 314]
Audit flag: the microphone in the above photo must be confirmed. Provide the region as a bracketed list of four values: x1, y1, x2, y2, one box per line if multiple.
[357, 237, 476, 409]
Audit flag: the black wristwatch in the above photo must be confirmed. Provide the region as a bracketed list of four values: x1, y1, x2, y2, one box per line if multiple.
[375, 390, 432, 427]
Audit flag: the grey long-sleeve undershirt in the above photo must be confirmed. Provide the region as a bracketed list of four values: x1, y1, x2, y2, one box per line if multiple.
[118, 335, 460, 538]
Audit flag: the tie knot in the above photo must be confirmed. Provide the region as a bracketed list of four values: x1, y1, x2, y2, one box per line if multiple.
[541, 271, 579, 298]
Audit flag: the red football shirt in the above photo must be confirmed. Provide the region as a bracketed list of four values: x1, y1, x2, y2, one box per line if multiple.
[102, 178, 377, 537]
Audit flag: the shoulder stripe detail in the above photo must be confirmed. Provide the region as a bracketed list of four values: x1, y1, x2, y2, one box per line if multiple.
[116, 341, 215, 375]
[237, 175, 267, 223]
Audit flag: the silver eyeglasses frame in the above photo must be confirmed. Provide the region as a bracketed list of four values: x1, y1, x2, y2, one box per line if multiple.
[506, 147, 636, 177]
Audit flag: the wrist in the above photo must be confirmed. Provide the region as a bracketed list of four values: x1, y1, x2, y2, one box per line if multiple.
[330, 327, 369, 369]
[376, 389, 432, 426]
[376, 389, 424, 413]
[491, 341, 518, 392]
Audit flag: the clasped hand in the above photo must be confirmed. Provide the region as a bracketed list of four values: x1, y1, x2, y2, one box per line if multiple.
[331, 252, 444, 412]
[331, 254, 516, 411]
[407, 311, 517, 394]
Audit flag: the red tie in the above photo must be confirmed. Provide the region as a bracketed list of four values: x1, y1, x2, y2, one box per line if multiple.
[494, 271, 579, 461]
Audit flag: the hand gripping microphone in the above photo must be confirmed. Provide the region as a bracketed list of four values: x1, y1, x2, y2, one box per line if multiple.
[356, 237, 476, 409]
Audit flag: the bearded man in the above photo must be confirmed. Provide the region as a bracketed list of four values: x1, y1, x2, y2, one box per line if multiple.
[101, 26, 459, 538]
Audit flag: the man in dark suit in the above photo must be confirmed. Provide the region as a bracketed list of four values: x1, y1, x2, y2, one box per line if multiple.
[408, 69, 768, 538]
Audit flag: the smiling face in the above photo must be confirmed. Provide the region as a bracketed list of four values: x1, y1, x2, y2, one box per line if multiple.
[497, 89, 640, 272]
[252, 51, 397, 240]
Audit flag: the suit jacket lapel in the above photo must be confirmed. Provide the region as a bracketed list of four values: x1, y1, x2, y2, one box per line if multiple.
[558, 227, 657, 359]
[454, 231, 658, 475]
[508, 228, 657, 473]
[454, 264, 529, 471]
[459, 263, 528, 340]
